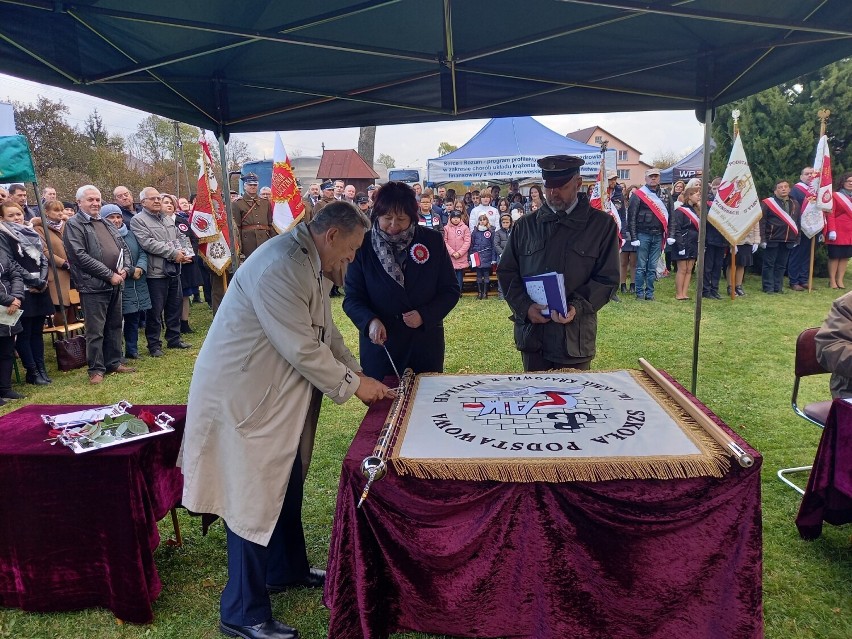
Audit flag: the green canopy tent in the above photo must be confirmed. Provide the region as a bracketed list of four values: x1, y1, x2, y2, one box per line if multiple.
[1, 0, 850, 389]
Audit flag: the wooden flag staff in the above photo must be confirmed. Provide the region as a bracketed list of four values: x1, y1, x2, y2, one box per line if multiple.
[808, 108, 831, 293]
[729, 110, 740, 300]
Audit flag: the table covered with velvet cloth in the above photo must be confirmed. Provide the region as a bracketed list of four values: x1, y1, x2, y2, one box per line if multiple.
[0, 404, 186, 624]
[324, 373, 763, 639]
[796, 397, 852, 539]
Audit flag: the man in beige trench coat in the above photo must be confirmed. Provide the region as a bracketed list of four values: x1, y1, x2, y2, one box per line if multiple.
[179, 202, 394, 639]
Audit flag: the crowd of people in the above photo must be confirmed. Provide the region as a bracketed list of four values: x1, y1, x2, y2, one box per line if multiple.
[1, 162, 850, 401]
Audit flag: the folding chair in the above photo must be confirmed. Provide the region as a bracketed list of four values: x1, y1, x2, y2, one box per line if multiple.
[778, 327, 834, 494]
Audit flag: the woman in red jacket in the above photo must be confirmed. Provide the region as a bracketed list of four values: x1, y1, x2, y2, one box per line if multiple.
[826, 172, 852, 289]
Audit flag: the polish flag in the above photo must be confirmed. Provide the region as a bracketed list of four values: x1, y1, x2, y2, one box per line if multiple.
[469, 252, 482, 268]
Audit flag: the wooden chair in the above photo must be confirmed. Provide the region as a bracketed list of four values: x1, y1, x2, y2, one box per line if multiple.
[42, 288, 85, 343]
[778, 327, 833, 494]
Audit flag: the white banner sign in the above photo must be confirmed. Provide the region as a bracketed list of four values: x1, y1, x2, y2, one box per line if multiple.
[428, 150, 617, 183]
[708, 133, 762, 246]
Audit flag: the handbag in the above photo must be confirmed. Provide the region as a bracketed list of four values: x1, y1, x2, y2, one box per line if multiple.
[54, 334, 87, 371]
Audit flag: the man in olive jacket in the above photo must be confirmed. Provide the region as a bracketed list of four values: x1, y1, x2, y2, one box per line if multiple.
[497, 156, 619, 371]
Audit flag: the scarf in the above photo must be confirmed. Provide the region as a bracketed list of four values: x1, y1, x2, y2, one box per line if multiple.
[116, 224, 129, 237]
[0, 221, 43, 262]
[371, 220, 416, 288]
[47, 218, 65, 232]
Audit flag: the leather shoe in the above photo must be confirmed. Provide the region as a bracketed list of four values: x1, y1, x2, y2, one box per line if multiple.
[168, 341, 193, 349]
[267, 567, 326, 593]
[110, 364, 137, 374]
[89, 373, 104, 385]
[219, 619, 299, 639]
[149, 349, 164, 357]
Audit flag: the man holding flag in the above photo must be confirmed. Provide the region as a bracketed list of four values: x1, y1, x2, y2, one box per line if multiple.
[788, 167, 817, 291]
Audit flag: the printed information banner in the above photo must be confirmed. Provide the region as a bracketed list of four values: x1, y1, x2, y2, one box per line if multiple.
[390, 370, 727, 482]
[427, 150, 617, 183]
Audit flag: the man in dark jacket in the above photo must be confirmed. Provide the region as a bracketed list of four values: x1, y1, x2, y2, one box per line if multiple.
[63, 185, 135, 384]
[760, 179, 800, 294]
[498, 155, 620, 371]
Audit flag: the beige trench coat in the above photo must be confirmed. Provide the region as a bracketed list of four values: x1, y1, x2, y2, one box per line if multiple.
[32, 217, 72, 306]
[179, 223, 362, 546]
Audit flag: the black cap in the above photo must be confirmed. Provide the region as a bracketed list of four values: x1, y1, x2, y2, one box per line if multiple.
[355, 195, 369, 205]
[367, 184, 377, 191]
[241, 172, 259, 184]
[538, 155, 584, 188]
[321, 181, 334, 191]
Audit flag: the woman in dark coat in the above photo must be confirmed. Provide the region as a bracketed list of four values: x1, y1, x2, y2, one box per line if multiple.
[667, 186, 701, 300]
[0, 236, 25, 401]
[344, 181, 460, 380]
[0, 201, 52, 384]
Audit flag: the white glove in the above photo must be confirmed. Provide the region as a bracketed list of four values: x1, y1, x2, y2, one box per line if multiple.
[631, 240, 640, 247]
[828, 231, 837, 241]
[678, 249, 685, 256]
[751, 243, 758, 253]
[666, 237, 676, 246]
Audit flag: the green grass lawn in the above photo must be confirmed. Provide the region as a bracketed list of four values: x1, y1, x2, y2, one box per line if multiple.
[1, 272, 851, 639]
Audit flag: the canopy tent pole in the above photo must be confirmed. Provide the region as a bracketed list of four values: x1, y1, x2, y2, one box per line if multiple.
[690, 104, 714, 395]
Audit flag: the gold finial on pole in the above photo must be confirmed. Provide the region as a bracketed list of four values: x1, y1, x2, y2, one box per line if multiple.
[731, 109, 741, 137]
[818, 108, 830, 137]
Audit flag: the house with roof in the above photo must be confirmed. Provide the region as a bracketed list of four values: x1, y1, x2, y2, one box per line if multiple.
[316, 149, 380, 194]
[565, 126, 653, 185]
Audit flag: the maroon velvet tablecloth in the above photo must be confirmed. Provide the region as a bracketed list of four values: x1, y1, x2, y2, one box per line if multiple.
[796, 398, 852, 539]
[325, 374, 763, 639]
[0, 404, 186, 623]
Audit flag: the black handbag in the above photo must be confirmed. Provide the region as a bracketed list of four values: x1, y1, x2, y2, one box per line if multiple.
[54, 334, 87, 371]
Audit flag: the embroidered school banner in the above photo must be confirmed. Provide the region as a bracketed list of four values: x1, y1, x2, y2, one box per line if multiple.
[708, 132, 761, 245]
[389, 371, 728, 482]
[271, 132, 305, 233]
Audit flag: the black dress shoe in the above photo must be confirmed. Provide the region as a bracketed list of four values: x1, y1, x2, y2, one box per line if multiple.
[219, 619, 299, 639]
[168, 341, 193, 349]
[125, 352, 139, 359]
[149, 349, 164, 357]
[267, 567, 326, 594]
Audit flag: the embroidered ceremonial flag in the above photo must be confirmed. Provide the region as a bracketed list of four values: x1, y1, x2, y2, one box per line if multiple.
[708, 133, 761, 245]
[469, 251, 482, 268]
[271, 132, 305, 233]
[189, 138, 221, 244]
[192, 136, 232, 275]
[0, 135, 36, 183]
[589, 165, 604, 210]
[799, 135, 833, 238]
[609, 201, 624, 246]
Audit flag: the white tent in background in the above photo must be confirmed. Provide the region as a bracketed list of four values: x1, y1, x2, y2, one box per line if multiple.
[427, 117, 617, 185]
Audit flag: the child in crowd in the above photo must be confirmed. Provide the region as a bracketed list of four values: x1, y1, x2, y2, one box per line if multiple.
[443, 209, 471, 293]
[469, 213, 495, 299]
[493, 213, 513, 300]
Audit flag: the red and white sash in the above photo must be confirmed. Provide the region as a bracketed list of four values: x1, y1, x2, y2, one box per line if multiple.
[675, 206, 700, 230]
[835, 192, 852, 217]
[634, 186, 669, 235]
[794, 181, 812, 198]
[762, 197, 798, 235]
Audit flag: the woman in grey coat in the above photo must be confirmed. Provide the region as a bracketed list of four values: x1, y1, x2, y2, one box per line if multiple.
[103, 205, 151, 359]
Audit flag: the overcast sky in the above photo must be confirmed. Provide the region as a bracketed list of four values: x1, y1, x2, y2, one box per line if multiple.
[1, 72, 705, 169]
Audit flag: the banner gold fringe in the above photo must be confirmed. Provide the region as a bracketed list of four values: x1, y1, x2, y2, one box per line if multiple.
[388, 369, 730, 483]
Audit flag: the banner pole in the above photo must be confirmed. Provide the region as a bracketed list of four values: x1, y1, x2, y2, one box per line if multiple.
[730, 246, 736, 299]
[808, 236, 815, 293]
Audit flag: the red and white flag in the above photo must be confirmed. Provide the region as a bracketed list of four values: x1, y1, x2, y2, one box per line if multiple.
[271, 132, 306, 233]
[589, 165, 604, 210]
[469, 252, 482, 268]
[191, 136, 232, 275]
[800, 135, 832, 238]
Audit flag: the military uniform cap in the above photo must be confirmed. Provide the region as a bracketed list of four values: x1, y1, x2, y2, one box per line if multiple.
[241, 172, 259, 184]
[321, 181, 335, 191]
[538, 155, 584, 188]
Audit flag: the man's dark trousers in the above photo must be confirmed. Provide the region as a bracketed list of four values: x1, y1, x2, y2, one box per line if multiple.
[787, 238, 809, 287]
[703, 245, 725, 296]
[220, 455, 310, 626]
[763, 243, 791, 292]
[80, 288, 123, 374]
[145, 275, 182, 352]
